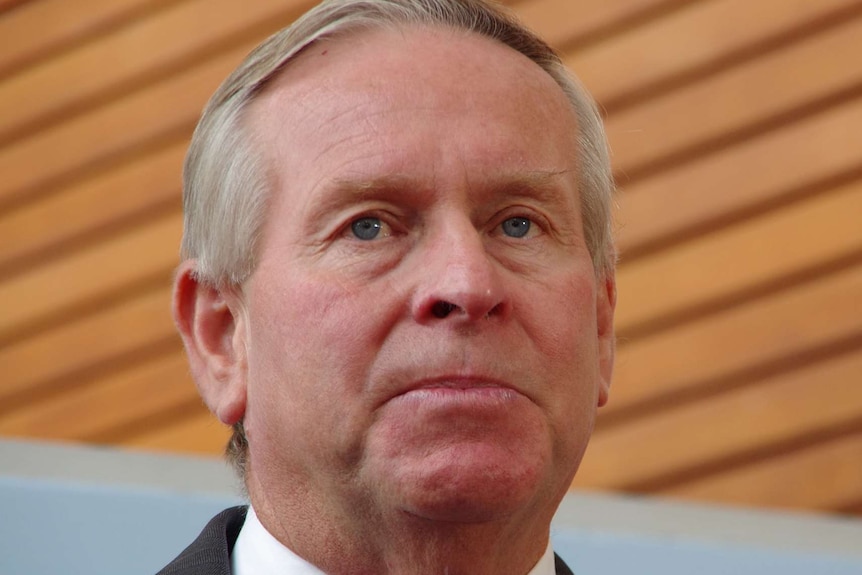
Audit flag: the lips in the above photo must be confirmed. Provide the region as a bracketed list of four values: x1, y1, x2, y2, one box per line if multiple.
[385, 375, 525, 408]
[409, 376, 513, 392]
[370, 350, 535, 410]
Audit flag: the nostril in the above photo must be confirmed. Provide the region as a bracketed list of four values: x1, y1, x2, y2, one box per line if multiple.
[431, 300, 456, 319]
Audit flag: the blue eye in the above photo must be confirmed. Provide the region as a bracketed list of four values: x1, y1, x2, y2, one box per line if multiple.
[351, 217, 383, 240]
[501, 217, 531, 238]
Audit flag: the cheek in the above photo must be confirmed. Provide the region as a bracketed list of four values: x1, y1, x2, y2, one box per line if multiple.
[250, 274, 381, 368]
[524, 270, 599, 366]
[520, 271, 601, 446]
[242, 274, 398, 453]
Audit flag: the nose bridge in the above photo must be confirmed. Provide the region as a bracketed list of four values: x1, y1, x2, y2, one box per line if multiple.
[413, 214, 506, 322]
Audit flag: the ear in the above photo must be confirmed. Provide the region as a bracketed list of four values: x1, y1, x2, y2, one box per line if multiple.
[172, 260, 247, 425]
[596, 270, 616, 408]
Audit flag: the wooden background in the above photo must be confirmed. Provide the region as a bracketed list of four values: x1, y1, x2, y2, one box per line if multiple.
[1, 0, 860, 518]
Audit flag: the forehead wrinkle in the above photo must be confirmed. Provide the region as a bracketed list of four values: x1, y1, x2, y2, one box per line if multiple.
[330, 169, 574, 198]
[491, 169, 575, 190]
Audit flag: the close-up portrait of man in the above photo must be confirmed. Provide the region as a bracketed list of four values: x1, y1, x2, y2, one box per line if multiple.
[2, 0, 862, 573]
[162, 0, 615, 573]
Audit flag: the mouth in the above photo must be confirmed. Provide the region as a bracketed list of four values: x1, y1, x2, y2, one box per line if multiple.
[388, 376, 524, 407]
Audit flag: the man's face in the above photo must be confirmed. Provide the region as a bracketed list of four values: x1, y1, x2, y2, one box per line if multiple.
[238, 27, 614, 527]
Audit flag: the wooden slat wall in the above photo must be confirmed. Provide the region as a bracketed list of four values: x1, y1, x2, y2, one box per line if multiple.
[1, 0, 860, 518]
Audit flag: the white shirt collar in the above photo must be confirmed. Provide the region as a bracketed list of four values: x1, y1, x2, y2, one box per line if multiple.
[232, 506, 326, 575]
[232, 506, 557, 575]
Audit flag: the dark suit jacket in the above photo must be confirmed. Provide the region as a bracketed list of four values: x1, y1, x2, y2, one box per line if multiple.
[157, 506, 574, 575]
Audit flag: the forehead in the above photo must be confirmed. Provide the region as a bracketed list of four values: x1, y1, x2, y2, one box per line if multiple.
[244, 24, 579, 195]
[258, 23, 568, 105]
[249, 24, 576, 128]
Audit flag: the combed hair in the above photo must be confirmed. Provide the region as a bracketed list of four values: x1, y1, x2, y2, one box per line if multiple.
[181, 0, 616, 477]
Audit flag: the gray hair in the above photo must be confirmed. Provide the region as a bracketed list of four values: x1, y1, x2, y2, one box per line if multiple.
[180, 0, 616, 477]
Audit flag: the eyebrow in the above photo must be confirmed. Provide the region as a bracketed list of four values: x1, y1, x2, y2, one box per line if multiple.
[305, 175, 425, 224]
[481, 169, 576, 203]
[308, 168, 577, 222]
[328, 174, 425, 198]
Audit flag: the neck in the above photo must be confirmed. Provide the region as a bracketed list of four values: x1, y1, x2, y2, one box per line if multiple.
[248, 475, 555, 575]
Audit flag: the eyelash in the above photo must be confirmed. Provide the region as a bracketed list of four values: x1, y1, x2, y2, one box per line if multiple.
[492, 209, 546, 239]
[337, 207, 547, 242]
[340, 211, 400, 242]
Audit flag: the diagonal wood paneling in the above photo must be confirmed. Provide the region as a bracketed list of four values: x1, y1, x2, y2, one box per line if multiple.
[1, 0, 861, 519]
[579, 349, 862, 490]
[616, 97, 862, 255]
[612, 265, 862, 416]
[0, 0, 317, 144]
[121, 408, 230, 454]
[606, 14, 862, 179]
[0, 140, 184, 273]
[516, 0, 676, 48]
[0, 211, 181, 340]
[1, 285, 176, 407]
[667, 430, 862, 513]
[0, 39, 256, 209]
[565, 0, 862, 109]
[0, 0, 167, 78]
[0, 350, 195, 441]
[616, 179, 862, 334]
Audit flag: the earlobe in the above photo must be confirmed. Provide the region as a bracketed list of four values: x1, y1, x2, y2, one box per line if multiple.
[596, 271, 616, 408]
[173, 260, 248, 425]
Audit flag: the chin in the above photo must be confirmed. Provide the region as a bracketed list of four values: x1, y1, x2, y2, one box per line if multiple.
[387, 442, 550, 524]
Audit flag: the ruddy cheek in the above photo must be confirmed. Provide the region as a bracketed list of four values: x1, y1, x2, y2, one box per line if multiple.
[530, 287, 594, 361]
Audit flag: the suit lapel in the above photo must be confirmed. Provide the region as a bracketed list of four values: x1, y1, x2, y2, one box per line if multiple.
[554, 552, 575, 575]
[156, 506, 248, 575]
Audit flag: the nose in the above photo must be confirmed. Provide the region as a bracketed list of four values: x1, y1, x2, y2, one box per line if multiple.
[412, 222, 509, 324]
